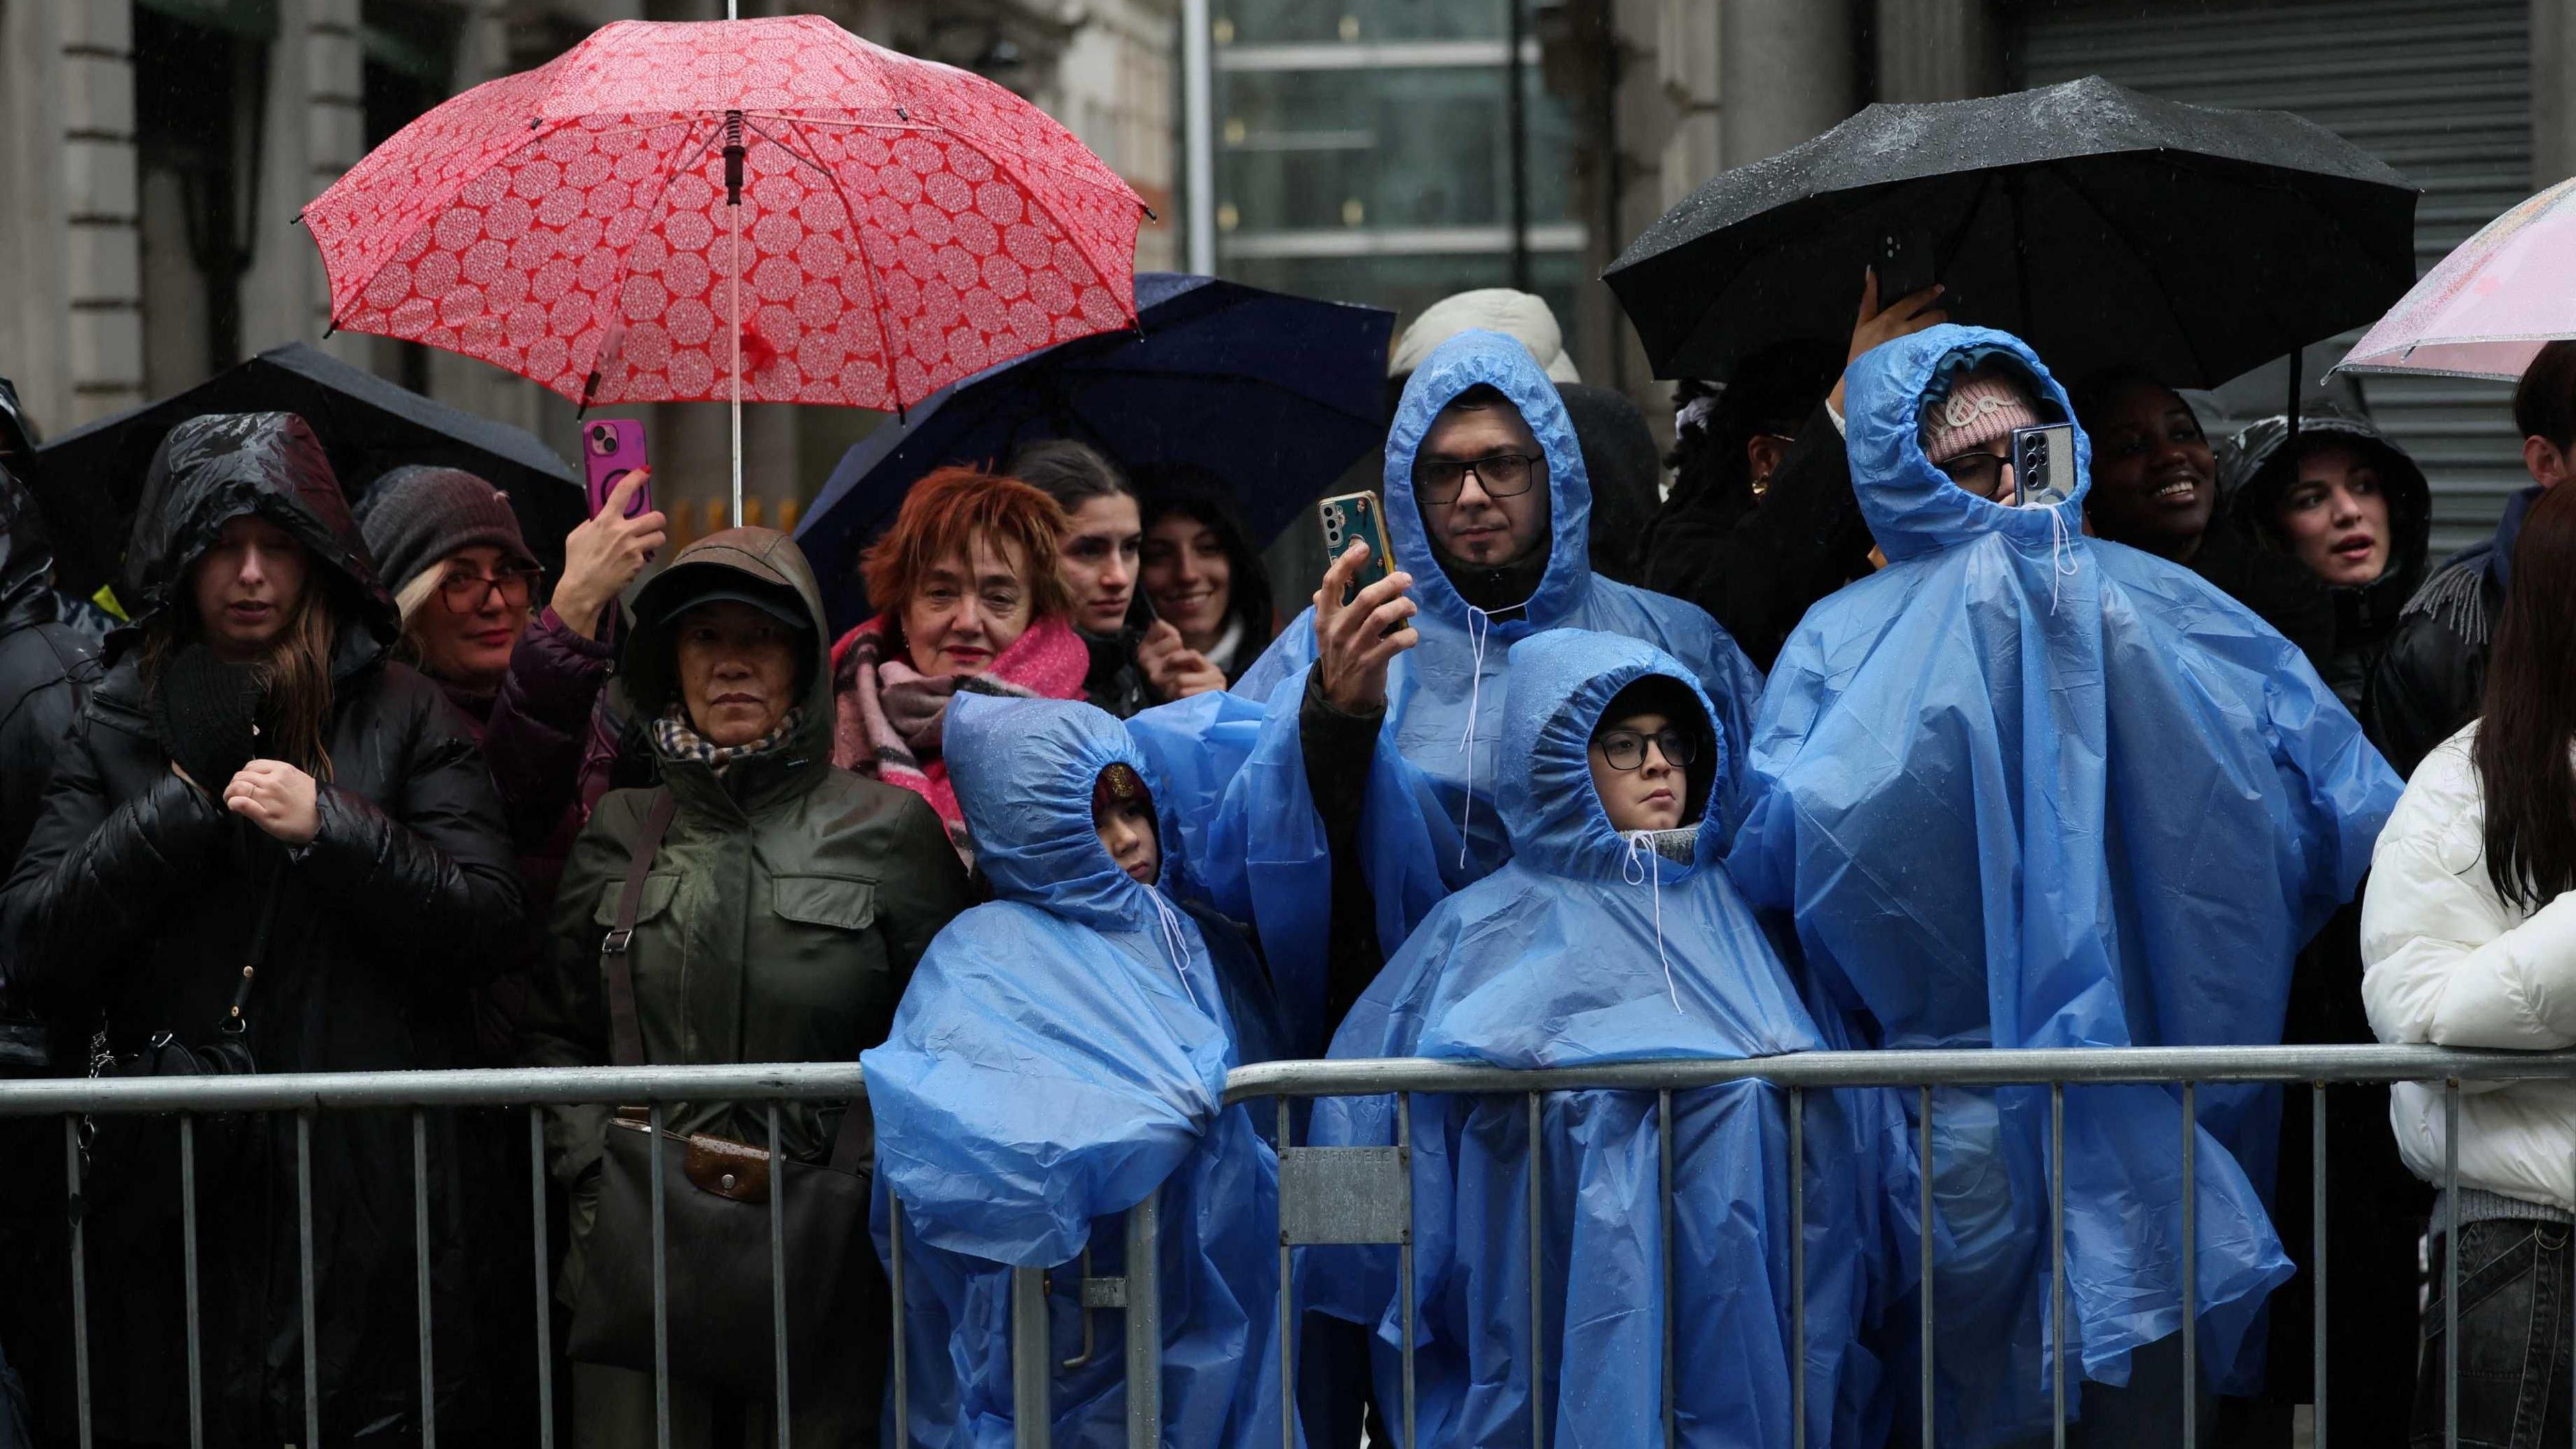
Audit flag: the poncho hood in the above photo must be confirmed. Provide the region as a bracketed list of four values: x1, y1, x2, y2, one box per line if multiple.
[1497, 629, 1723, 882]
[1844, 325, 2089, 566]
[1385, 328, 1591, 633]
[949, 692, 1169, 932]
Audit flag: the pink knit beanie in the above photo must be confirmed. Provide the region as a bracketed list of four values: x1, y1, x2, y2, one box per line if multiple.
[1922, 367, 2044, 466]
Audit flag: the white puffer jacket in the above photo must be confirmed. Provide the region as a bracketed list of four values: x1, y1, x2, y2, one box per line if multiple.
[2361, 721, 2576, 1213]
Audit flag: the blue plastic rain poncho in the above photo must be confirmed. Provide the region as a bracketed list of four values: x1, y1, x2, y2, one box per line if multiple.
[1725, 326, 2402, 1439]
[862, 696, 1293, 1448]
[1309, 629, 1915, 1448]
[1131, 331, 1766, 1028]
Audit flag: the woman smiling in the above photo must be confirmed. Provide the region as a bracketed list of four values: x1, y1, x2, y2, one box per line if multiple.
[828, 467, 1089, 861]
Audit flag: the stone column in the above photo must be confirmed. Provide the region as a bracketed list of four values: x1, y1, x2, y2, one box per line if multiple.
[54, 2, 146, 428]
[1717, 0, 1854, 168]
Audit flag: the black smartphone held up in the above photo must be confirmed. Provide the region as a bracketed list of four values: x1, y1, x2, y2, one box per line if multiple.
[1318, 491, 1395, 607]
[2011, 422, 2078, 508]
[1876, 227, 1939, 303]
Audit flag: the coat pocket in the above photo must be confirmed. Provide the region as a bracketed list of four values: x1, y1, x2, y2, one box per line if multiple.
[769, 875, 877, 932]
[592, 873, 680, 927]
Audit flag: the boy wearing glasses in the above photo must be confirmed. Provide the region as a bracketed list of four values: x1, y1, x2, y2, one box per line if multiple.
[1307, 628, 1914, 1449]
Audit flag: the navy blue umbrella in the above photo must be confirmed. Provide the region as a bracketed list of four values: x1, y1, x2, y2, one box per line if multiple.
[795, 273, 1393, 632]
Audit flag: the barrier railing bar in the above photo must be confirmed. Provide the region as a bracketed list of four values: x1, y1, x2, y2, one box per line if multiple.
[769, 1103, 790, 1448]
[531, 1106, 555, 1449]
[299, 1110, 320, 1449]
[890, 1196, 909, 1448]
[1220, 1044, 2576, 1103]
[2445, 1080, 2459, 1449]
[1399, 1092, 1417, 1449]
[1790, 1085, 1805, 1449]
[1012, 1267, 1049, 1448]
[1125, 1193, 1162, 1447]
[416, 1109, 438, 1448]
[182, 1114, 203, 1449]
[1917, 1084, 1933, 1449]
[1527, 1091, 1546, 1449]
[651, 1102, 671, 1449]
[1660, 1087, 1677, 1449]
[2050, 1082, 2066, 1449]
[2312, 1083, 2326, 1449]
[1277, 1095, 1294, 1449]
[63, 1116, 91, 1449]
[2181, 1081, 2196, 1448]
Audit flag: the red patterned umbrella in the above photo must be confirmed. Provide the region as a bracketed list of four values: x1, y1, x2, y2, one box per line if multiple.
[299, 15, 1144, 511]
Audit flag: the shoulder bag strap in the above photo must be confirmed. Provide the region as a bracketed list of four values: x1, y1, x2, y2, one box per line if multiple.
[602, 789, 680, 1069]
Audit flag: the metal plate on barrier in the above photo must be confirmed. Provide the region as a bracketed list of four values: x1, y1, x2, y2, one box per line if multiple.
[1280, 1146, 1408, 1245]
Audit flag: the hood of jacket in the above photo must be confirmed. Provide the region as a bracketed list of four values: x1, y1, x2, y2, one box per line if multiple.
[1843, 325, 2090, 566]
[0, 460, 59, 629]
[2222, 409, 2432, 637]
[122, 411, 398, 675]
[621, 526, 837, 808]
[1383, 329, 1593, 629]
[1499, 629, 1724, 881]
[947, 693, 1175, 932]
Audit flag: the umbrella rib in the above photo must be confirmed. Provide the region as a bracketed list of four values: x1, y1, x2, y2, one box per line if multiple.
[319, 116, 580, 331]
[768, 115, 905, 413]
[2045, 159, 2220, 388]
[575, 117, 722, 406]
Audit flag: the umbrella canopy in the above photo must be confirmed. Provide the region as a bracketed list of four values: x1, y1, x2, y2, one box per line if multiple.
[35, 341, 582, 598]
[298, 15, 1144, 419]
[1606, 75, 2419, 389]
[795, 272, 1393, 631]
[2337, 175, 2576, 380]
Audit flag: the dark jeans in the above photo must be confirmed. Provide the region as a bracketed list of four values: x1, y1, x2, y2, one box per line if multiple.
[2417, 1221, 2576, 1449]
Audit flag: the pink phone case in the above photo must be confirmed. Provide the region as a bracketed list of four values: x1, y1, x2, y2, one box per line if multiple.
[582, 419, 651, 519]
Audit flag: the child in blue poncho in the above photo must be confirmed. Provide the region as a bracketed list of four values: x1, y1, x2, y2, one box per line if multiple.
[862, 696, 1294, 1448]
[1308, 628, 1915, 1449]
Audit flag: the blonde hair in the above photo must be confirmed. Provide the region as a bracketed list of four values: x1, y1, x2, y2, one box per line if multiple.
[392, 566, 443, 649]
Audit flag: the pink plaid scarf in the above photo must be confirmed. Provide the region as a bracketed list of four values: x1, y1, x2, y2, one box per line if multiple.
[829, 612, 1089, 861]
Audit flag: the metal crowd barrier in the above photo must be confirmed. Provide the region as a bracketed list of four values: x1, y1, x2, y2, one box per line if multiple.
[5, 1044, 2576, 1449]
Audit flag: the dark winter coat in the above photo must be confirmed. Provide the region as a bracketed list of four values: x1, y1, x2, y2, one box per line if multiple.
[0, 463, 99, 883]
[2223, 412, 2432, 721]
[2363, 484, 2537, 778]
[0, 412, 523, 1446]
[522, 527, 974, 1317]
[1642, 398, 1877, 671]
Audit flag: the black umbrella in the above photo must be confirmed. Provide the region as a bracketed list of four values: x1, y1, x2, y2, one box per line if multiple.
[1605, 75, 2420, 389]
[36, 341, 582, 597]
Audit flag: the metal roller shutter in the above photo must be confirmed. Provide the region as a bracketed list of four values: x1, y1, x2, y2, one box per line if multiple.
[2013, 0, 2532, 550]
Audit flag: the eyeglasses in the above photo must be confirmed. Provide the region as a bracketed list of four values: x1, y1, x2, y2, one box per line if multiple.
[1593, 727, 1696, 772]
[1415, 451, 1543, 506]
[1936, 449, 2012, 500]
[439, 567, 539, 613]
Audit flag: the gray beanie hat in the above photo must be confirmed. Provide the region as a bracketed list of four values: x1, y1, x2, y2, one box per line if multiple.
[354, 466, 537, 595]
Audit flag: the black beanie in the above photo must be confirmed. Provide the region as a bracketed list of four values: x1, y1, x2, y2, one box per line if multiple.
[354, 466, 535, 598]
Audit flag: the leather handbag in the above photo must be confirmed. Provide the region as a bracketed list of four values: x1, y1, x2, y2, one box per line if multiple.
[564, 790, 888, 1397]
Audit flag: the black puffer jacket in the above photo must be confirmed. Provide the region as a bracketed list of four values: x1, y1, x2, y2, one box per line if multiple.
[2222, 411, 2432, 719]
[0, 462, 99, 881]
[1, 412, 523, 1446]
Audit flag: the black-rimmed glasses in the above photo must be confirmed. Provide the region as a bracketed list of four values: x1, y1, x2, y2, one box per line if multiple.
[1415, 451, 1544, 506]
[1593, 727, 1695, 772]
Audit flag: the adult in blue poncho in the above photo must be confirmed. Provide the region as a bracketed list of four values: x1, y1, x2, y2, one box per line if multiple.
[862, 695, 1293, 1448]
[1309, 627, 1914, 1448]
[1130, 328, 1766, 1044]
[1725, 325, 2402, 1442]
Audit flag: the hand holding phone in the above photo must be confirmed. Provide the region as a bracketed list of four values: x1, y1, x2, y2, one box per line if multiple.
[1318, 492, 1395, 606]
[584, 419, 652, 520]
[1312, 496, 1418, 714]
[2010, 423, 2077, 508]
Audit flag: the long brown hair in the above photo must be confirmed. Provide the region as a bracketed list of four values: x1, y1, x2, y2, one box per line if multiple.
[2474, 480, 2576, 907]
[142, 524, 341, 781]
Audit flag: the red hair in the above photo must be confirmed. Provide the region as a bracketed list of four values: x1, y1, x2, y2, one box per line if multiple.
[860, 467, 1071, 621]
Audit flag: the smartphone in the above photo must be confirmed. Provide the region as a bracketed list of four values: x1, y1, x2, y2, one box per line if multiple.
[583, 418, 651, 519]
[1318, 491, 1395, 608]
[2010, 422, 2077, 508]
[1876, 227, 1939, 303]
